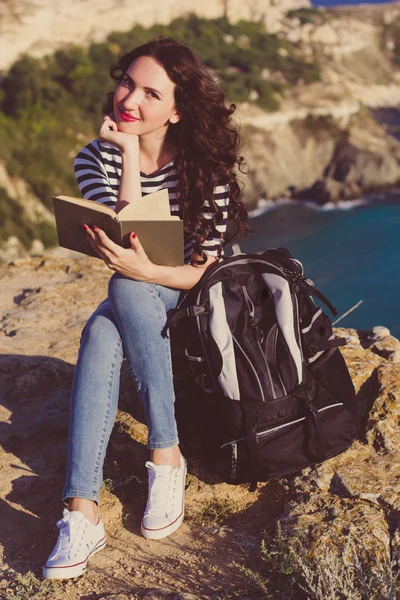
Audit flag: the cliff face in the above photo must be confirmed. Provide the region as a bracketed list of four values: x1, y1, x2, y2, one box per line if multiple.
[0, 0, 310, 70]
[0, 162, 53, 226]
[235, 3, 400, 204]
[0, 161, 54, 262]
[239, 107, 400, 205]
[1, 255, 400, 598]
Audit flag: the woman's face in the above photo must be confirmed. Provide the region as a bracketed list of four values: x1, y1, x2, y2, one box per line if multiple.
[113, 55, 180, 138]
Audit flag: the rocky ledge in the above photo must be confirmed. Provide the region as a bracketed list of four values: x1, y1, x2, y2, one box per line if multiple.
[239, 102, 400, 208]
[0, 256, 399, 598]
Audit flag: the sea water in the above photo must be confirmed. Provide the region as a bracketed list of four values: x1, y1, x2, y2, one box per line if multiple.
[235, 195, 400, 336]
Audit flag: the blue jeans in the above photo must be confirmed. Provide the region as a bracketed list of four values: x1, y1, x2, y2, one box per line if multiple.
[62, 274, 181, 503]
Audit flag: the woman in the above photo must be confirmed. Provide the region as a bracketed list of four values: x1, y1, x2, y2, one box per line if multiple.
[43, 36, 248, 579]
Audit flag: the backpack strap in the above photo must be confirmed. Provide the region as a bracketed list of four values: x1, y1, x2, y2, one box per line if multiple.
[280, 266, 338, 316]
[295, 277, 338, 316]
[307, 286, 337, 317]
[303, 386, 332, 460]
[161, 303, 209, 338]
[307, 412, 332, 461]
[247, 429, 259, 493]
[242, 404, 261, 492]
[304, 337, 347, 359]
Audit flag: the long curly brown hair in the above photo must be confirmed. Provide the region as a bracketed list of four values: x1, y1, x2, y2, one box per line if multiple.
[103, 36, 249, 261]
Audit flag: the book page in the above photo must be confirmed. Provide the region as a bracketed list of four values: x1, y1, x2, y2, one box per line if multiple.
[121, 214, 181, 221]
[117, 188, 172, 220]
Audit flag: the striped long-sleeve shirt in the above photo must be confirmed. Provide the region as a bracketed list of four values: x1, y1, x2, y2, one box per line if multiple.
[74, 140, 230, 264]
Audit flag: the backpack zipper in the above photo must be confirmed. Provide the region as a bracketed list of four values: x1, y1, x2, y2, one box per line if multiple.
[265, 324, 287, 397]
[258, 401, 344, 439]
[241, 286, 264, 342]
[274, 326, 287, 395]
[221, 402, 344, 449]
[241, 285, 276, 400]
[231, 334, 265, 402]
[292, 294, 303, 363]
[230, 442, 238, 479]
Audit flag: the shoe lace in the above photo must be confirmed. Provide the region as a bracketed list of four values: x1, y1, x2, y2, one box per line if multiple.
[146, 465, 178, 517]
[55, 509, 88, 559]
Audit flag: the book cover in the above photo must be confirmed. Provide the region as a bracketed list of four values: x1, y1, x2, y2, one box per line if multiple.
[53, 189, 184, 266]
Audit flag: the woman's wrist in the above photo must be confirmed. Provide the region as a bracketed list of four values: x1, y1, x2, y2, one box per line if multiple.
[120, 137, 139, 157]
[144, 262, 163, 283]
[143, 259, 216, 290]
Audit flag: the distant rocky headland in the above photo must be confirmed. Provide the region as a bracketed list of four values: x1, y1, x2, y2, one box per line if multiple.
[0, 0, 309, 70]
[2, 2, 400, 260]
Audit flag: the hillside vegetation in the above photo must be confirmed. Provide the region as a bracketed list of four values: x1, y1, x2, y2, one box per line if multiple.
[0, 14, 321, 250]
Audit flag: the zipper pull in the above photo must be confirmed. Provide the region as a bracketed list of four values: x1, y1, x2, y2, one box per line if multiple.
[255, 326, 264, 345]
[249, 315, 264, 344]
[230, 442, 238, 480]
[254, 323, 265, 344]
[242, 285, 265, 344]
[305, 391, 319, 419]
[176, 292, 189, 309]
[307, 403, 318, 419]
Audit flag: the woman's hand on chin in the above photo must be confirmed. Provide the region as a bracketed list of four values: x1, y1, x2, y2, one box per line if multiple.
[99, 114, 139, 156]
[83, 225, 157, 282]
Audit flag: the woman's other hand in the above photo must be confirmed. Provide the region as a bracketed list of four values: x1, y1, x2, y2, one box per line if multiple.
[99, 115, 139, 157]
[83, 225, 156, 281]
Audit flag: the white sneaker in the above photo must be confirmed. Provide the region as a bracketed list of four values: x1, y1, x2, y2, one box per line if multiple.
[43, 509, 106, 579]
[141, 454, 187, 540]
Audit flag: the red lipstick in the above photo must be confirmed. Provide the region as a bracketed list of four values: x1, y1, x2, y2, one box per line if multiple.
[119, 110, 140, 122]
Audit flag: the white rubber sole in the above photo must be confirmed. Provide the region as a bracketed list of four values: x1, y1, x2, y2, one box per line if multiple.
[141, 511, 185, 541]
[42, 538, 106, 580]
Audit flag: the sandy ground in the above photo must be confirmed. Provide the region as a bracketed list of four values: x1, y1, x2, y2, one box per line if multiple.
[0, 256, 283, 600]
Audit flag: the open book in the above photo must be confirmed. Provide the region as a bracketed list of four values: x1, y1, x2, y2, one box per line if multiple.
[52, 189, 184, 266]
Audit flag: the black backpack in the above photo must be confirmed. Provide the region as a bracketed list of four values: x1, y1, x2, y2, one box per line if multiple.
[165, 247, 358, 489]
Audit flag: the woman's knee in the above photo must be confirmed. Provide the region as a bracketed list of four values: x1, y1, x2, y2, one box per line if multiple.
[108, 273, 156, 313]
[80, 310, 120, 349]
[77, 312, 123, 373]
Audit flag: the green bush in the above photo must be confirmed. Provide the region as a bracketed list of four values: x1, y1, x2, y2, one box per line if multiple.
[230, 523, 400, 600]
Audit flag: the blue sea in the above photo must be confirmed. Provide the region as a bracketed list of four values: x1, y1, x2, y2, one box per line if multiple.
[239, 197, 400, 336]
[238, 106, 400, 337]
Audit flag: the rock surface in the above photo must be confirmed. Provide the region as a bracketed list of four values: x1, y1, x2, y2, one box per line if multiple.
[0, 0, 310, 70]
[234, 2, 400, 204]
[275, 325, 400, 588]
[0, 256, 399, 598]
[239, 107, 400, 205]
[0, 161, 53, 227]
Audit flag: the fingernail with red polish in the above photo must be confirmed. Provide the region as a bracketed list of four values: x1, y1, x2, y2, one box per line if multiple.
[82, 224, 89, 232]
[131, 232, 136, 239]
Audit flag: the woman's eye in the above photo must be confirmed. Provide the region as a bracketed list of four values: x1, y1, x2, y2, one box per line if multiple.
[146, 90, 159, 99]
